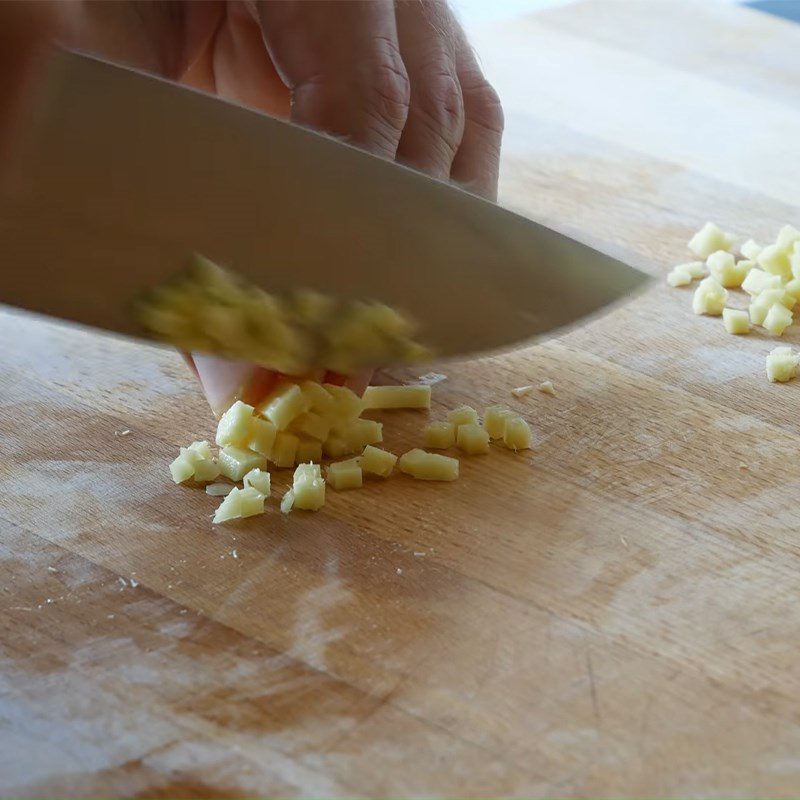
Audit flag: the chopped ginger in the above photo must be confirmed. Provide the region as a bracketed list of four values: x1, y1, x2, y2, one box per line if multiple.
[456, 423, 490, 455]
[360, 445, 397, 478]
[424, 421, 456, 449]
[399, 449, 459, 481]
[362, 384, 432, 410]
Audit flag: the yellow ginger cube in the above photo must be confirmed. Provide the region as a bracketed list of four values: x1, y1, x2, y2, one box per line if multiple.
[484, 405, 516, 439]
[688, 222, 734, 259]
[323, 435, 358, 459]
[776, 224, 800, 252]
[280, 489, 295, 514]
[343, 418, 383, 449]
[212, 486, 265, 524]
[325, 384, 364, 421]
[692, 277, 728, 316]
[424, 421, 456, 449]
[456, 422, 490, 455]
[247, 416, 277, 458]
[707, 250, 751, 288]
[503, 417, 533, 451]
[291, 411, 331, 442]
[360, 445, 397, 478]
[327, 458, 363, 490]
[722, 308, 749, 335]
[301, 381, 336, 415]
[398, 449, 459, 481]
[763, 303, 793, 336]
[447, 405, 478, 427]
[243, 467, 271, 496]
[361, 384, 431, 410]
[216, 400, 255, 447]
[293, 463, 325, 510]
[296, 439, 323, 464]
[741, 239, 762, 261]
[742, 268, 782, 296]
[749, 288, 793, 326]
[766, 346, 800, 382]
[757, 244, 792, 282]
[218, 446, 266, 481]
[258, 382, 309, 430]
[271, 432, 299, 468]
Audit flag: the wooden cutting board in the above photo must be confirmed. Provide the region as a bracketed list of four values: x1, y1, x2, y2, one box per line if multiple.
[4, 1, 800, 796]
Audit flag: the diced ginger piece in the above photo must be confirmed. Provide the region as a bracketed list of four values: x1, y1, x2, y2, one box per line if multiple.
[776, 224, 800, 252]
[456, 422, 490, 455]
[171, 441, 220, 483]
[685, 261, 707, 279]
[301, 380, 336, 415]
[343, 418, 383, 449]
[666, 266, 692, 287]
[192, 457, 221, 483]
[258, 382, 309, 431]
[219, 446, 266, 481]
[484, 405, 516, 439]
[511, 385, 534, 397]
[293, 463, 325, 510]
[243, 467, 271, 496]
[186, 440, 213, 460]
[688, 222, 734, 259]
[424, 421, 456, 449]
[325, 384, 364, 421]
[763, 302, 793, 336]
[323, 435, 356, 459]
[291, 411, 331, 442]
[205, 482, 233, 497]
[742, 268, 782, 296]
[741, 239, 762, 261]
[360, 445, 397, 478]
[212, 486, 265, 524]
[757, 244, 792, 281]
[247, 416, 277, 458]
[539, 380, 556, 396]
[271, 431, 299, 468]
[399, 449, 459, 481]
[785, 277, 800, 302]
[707, 251, 751, 288]
[296, 439, 323, 464]
[791, 240, 800, 276]
[447, 405, 479, 427]
[216, 401, 255, 447]
[692, 277, 728, 316]
[327, 458, 363, 490]
[749, 288, 793, 326]
[280, 489, 295, 514]
[503, 417, 533, 451]
[722, 308, 750, 335]
[169, 454, 195, 484]
[766, 346, 800, 382]
[361, 384, 432, 410]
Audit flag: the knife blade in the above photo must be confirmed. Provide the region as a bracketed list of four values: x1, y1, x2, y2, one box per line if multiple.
[0, 50, 649, 366]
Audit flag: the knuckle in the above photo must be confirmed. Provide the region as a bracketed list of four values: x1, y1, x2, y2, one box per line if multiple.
[414, 72, 465, 156]
[465, 78, 504, 135]
[363, 40, 411, 135]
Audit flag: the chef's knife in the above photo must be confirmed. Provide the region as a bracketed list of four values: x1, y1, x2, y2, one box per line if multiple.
[0, 50, 649, 364]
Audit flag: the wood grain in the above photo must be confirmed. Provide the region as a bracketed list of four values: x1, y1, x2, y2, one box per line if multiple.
[4, 1, 800, 796]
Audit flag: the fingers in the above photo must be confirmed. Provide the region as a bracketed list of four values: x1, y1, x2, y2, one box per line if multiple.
[191, 353, 256, 417]
[256, 0, 410, 159]
[394, 1, 464, 182]
[449, 28, 504, 201]
[207, 1, 290, 117]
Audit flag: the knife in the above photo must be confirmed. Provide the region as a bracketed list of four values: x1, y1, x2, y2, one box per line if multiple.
[0, 50, 649, 366]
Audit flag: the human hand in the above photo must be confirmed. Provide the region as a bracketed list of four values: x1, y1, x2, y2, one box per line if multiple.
[33, 1, 505, 412]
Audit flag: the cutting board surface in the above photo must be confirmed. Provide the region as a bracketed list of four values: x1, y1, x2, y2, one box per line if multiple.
[4, 2, 800, 796]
